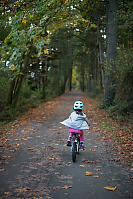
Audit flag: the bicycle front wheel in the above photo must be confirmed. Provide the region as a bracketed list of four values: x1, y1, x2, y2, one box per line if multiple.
[72, 142, 76, 162]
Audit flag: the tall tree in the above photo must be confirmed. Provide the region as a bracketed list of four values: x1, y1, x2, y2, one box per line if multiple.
[104, 0, 117, 106]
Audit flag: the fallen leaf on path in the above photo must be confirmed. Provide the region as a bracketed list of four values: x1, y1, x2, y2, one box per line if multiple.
[62, 185, 72, 189]
[53, 186, 61, 190]
[93, 175, 100, 178]
[128, 168, 133, 173]
[80, 165, 86, 167]
[2, 155, 12, 160]
[4, 192, 10, 195]
[104, 186, 117, 191]
[92, 127, 101, 131]
[88, 149, 96, 151]
[93, 168, 101, 171]
[58, 127, 62, 129]
[82, 160, 96, 164]
[93, 123, 97, 125]
[0, 168, 5, 172]
[16, 187, 31, 192]
[48, 157, 54, 160]
[82, 160, 90, 163]
[27, 146, 34, 151]
[83, 171, 93, 176]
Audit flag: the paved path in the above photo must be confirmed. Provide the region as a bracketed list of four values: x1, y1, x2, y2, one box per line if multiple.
[0, 91, 133, 199]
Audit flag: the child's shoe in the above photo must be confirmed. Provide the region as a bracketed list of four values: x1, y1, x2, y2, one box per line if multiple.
[67, 136, 72, 146]
[80, 145, 85, 150]
[67, 141, 71, 146]
[80, 142, 85, 150]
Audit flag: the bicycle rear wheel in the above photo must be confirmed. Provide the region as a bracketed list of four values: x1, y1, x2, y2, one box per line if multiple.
[72, 142, 76, 162]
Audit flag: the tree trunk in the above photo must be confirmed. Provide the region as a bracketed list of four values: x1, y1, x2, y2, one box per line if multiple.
[7, 78, 16, 104]
[97, 26, 104, 90]
[87, 75, 92, 92]
[81, 66, 85, 92]
[12, 75, 24, 106]
[67, 37, 73, 91]
[41, 60, 48, 99]
[7, 56, 30, 107]
[60, 75, 68, 95]
[69, 63, 72, 91]
[104, 0, 117, 106]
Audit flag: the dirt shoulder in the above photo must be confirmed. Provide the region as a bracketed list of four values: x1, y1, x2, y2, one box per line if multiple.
[82, 93, 133, 165]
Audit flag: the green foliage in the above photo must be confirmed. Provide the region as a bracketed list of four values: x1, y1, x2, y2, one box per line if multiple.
[0, 106, 17, 122]
[0, 79, 43, 122]
[106, 50, 133, 118]
[0, 70, 10, 103]
[118, 1, 133, 47]
[87, 89, 102, 99]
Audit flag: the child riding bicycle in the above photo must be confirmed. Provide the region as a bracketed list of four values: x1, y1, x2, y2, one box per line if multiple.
[60, 101, 89, 150]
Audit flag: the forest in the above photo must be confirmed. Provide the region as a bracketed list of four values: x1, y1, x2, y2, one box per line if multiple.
[0, 0, 133, 123]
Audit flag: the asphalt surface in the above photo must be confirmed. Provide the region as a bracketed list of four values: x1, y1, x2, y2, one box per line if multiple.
[0, 91, 133, 199]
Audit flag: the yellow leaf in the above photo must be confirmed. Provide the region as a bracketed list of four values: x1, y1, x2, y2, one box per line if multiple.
[65, 0, 69, 3]
[80, 165, 86, 167]
[22, 137, 32, 141]
[9, 64, 16, 71]
[62, 185, 72, 189]
[10, 64, 15, 67]
[44, 49, 49, 54]
[84, 171, 93, 176]
[90, 24, 97, 29]
[104, 186, 117, 191]
[59, 126, 62, 129]
[22, 19, 27, 24]
[27, 147, 34, 151]
[4, 192, 10, 195]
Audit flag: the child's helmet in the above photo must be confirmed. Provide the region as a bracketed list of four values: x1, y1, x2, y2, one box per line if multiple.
[73, 101, 84, 110]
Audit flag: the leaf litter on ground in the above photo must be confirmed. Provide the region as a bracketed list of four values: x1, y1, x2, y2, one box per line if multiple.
[0, 92, 133, 198]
